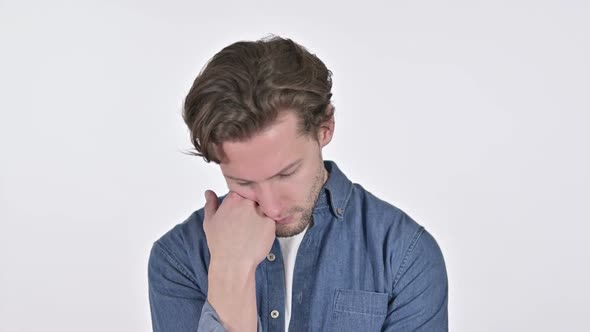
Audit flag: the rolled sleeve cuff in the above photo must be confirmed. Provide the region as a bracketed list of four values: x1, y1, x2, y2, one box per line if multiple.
[199, 300, 263, 332]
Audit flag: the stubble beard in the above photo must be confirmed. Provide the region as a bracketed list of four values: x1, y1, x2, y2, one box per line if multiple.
[275, 162, 328, 238]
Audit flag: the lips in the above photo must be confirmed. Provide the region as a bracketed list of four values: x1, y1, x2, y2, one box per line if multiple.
[275, 215, 294, 225]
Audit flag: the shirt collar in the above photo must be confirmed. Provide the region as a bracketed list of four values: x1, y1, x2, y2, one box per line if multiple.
[314, 160, 353, 220]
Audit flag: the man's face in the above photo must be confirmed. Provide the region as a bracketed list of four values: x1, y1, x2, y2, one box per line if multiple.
[219, 111, 334, 237]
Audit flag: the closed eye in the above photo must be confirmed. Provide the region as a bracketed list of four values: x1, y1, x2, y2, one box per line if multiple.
[278, 171, 295, 179]
[232, 165, 299, 186]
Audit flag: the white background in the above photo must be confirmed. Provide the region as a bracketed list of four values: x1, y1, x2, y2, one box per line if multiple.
[1, 0, 589, 331]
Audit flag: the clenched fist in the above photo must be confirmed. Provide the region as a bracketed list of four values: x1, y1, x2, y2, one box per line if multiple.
[203, 190, 276, 267]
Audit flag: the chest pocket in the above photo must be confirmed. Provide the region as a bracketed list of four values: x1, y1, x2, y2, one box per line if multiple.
[326, 288, 389, 332]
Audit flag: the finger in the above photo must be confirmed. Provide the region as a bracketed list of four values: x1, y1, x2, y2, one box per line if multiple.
[204, 190, 219, 219]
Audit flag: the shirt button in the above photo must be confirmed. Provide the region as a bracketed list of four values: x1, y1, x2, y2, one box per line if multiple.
[336, 208, 344, 216]
[267, 253, 276, 262]
[270, 310, 280, 319]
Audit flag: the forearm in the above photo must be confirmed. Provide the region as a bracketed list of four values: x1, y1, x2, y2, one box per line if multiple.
[207, 259, 258, 332]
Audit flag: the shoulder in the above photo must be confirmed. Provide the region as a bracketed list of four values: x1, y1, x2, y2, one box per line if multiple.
[148, 206, 210, 287]
[148, 194, 231, 293]
[347, 183, 424, 240]
[347, 183, 445, 280]
[155, 208, 207, 256]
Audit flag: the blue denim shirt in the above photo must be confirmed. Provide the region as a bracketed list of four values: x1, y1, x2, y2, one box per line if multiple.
[148, 161, 448, 331]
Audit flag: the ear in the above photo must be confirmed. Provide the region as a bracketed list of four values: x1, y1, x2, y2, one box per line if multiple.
[318, 105, 335, 148]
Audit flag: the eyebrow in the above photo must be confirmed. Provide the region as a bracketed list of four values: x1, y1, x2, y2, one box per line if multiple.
[225, 158, 303, 183]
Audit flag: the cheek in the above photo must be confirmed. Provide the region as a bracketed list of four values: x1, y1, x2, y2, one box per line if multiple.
[287, 172, 315, 199]
[282, 182, 303, 201]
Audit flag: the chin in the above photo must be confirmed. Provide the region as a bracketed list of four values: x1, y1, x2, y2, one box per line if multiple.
[276, 219, 308, 238]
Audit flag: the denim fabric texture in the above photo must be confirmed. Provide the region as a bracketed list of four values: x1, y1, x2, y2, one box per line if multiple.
[148, 161, 448, 331]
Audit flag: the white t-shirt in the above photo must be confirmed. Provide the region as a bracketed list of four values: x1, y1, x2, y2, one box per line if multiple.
[277, 226, 308, 332]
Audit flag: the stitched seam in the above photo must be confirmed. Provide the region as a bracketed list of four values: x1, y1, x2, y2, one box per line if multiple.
[342, 182, 354, 211]
[262, 261, 269, 332]
[333, 289, 340, 312]
[392, 226, 425, 288]
[149, 282, 202, 300]
[334, 182, 354, 220]
[154, 241, 199, 286]
[333, 289, 388, 316]
[333, 307, 387, 316]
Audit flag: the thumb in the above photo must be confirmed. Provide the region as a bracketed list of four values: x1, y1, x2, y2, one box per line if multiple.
[204, 190, 219, 220]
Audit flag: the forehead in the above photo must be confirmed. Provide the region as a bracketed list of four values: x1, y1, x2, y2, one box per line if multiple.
[219, 111, 311, 180]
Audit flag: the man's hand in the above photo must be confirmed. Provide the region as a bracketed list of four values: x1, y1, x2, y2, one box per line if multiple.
[203, 190, 276, 267]
[203, 190, 276, 332]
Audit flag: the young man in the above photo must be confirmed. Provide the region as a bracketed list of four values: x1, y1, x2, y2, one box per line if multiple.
[148, 36, 448, 332]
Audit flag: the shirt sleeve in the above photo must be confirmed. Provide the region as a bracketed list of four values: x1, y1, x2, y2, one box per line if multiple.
[382, 229, 449, 331]
[148, 241, 263, 332]
[148, 240, 209, 331]
[196, 300, 226, 331]
[200, 300, 263, 332]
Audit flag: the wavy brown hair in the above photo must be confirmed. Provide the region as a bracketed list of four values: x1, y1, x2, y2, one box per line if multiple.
[182, 36, 334, 164]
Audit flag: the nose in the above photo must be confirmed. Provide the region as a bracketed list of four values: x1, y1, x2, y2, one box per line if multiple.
[255, 183, 283, 220]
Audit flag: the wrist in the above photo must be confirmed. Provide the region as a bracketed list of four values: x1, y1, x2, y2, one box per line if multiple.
[208, 258, 257, 286]
[207, 258, 258, 332]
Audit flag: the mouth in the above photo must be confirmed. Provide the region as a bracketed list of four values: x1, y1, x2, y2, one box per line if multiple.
[275, 215, 295, 225]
